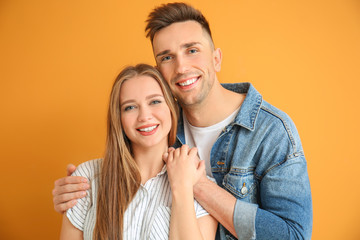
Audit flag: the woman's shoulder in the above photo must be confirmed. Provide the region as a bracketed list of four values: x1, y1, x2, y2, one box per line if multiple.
[71, 158, 102, 179]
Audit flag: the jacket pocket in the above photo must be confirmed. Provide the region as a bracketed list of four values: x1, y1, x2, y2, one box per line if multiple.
[222, 169, 258, 203]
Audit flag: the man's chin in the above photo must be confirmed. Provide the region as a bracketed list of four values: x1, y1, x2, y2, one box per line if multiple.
[178, 97, 202, 108]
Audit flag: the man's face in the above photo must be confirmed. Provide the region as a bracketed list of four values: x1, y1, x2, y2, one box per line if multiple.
[152, 21, 221, 108]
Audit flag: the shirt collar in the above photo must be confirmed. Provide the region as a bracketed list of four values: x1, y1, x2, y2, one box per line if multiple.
[176, 82, 262, 139]
[220, 82, 262, 131]
[157, 164, 167, 176]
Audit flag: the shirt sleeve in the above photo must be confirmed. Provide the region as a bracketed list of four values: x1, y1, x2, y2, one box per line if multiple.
[65, 159, 99, 231]
[194, 199, 209, 219]
[194, 176, 215, 219]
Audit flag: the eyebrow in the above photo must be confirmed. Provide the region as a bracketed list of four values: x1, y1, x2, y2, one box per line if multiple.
[155, 42, 202, 58]
[120, 94, 165, 107]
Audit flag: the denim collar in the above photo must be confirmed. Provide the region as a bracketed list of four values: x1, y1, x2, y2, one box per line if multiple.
[221, 82, 262, 131]
[176, 82, 262, 145]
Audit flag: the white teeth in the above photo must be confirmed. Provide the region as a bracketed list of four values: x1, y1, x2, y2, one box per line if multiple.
[138, 125, 157, 132]
[178, 77, 197, 86]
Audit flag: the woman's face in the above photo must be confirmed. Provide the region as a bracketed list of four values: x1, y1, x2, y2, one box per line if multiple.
[120, 75, 172, 150]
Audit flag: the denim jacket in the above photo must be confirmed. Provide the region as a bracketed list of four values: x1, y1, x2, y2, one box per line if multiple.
[174, 83, 312, 240]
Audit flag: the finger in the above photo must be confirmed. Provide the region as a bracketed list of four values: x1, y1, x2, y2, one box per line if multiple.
[52, 182, 90, 196]
[174, 147, 181, 158]
[180, 144, 189, 157]
[66, 164, 77, 176]
[53, 191, 87, 205]
[54, 176, 88, 187]
[188, 147, 198, 158]
[197, 160, 205, 172]
[167, 149, 174, 163]
[166, 147, 176, 162]
[188, 148, 200, 167]
[162, 152, 169, 163]
[54, 200, 78, 214]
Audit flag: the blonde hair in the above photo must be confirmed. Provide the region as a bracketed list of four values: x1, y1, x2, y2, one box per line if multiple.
[94, 64, 178, 239]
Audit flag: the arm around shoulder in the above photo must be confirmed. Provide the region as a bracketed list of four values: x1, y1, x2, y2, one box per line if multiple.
[193, 175, 238, 238]
[52, 163, 90, 214]
[197, 214, 218, 239]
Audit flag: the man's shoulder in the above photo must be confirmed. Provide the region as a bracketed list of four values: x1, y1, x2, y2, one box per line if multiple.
[256, 100, 303, 155]
[220, 82, 297, 133]
[259, 100, 292, 124]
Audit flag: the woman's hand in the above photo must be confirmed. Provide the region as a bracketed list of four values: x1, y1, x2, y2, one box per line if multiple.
[165, 145, 217, 240]
[165, 145, 205, 193]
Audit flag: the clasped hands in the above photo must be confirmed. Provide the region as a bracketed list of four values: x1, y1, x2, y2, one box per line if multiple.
[162, 145, 206, 192]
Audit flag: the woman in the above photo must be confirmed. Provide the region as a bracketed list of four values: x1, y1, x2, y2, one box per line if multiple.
[60, 64, 217, 239]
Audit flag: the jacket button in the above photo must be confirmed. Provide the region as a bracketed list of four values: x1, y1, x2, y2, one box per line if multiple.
[241, 183, 248, 195]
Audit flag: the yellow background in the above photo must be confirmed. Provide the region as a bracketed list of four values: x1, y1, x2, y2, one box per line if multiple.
[1, 0, 359, 239]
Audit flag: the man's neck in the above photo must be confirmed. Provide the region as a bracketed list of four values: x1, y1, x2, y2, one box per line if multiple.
[182, 81, 246, 127]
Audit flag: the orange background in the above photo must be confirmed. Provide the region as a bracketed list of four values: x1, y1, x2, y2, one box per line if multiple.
[1, 0, 359, 239]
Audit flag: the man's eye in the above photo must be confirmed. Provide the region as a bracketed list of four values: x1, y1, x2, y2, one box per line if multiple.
[124, 106, 135, 111]
[161, 56, 172, 62]
[189, 49, 198, 54]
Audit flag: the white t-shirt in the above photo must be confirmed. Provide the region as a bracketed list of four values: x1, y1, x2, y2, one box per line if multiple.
[66, 159, 209, 240]
[183, 107, 240, 177]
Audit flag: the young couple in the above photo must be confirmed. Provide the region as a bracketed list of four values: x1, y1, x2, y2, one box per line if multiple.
[55, 3, 313, 240]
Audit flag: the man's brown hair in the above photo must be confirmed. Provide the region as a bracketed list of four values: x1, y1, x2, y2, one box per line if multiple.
[145, 2, 213, 44]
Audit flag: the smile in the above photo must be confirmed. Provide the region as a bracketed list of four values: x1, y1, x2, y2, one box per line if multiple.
[137, 125, 158, 132]
[177, 77, 199, 87]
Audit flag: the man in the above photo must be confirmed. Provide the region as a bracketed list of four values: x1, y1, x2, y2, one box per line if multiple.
[53, 3, 312, 239]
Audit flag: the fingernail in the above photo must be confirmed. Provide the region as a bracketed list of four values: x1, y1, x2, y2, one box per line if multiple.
[82, 178, 88, 183]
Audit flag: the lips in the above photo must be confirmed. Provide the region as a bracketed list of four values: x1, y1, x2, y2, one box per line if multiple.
[136, 124, 159, 136]
[176, 76, 200, 89]
[137, 125, 158, 132]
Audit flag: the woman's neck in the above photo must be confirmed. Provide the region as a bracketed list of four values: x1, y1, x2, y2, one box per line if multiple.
[132, 143, 168, 184]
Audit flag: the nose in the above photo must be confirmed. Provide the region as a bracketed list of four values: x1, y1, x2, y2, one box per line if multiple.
[137, 106, 153, 122]
[175, 56, 190, 74]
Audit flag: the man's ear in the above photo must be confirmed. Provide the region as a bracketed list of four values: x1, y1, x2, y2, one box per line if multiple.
[213, 48, 222, 72]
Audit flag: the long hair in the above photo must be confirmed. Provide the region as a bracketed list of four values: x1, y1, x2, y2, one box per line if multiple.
[145, 2, 213, 44]
[94, 64, 178, 240]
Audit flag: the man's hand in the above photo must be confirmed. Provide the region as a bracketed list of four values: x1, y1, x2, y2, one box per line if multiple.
[52, 164, 89, 214]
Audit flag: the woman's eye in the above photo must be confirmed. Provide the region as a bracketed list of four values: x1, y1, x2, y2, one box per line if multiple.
[124, 105, 135, 111]
[151, 100, 161, 105]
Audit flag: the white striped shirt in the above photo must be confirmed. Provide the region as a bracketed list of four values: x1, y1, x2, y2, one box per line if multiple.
[66, 159, 209, 240]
